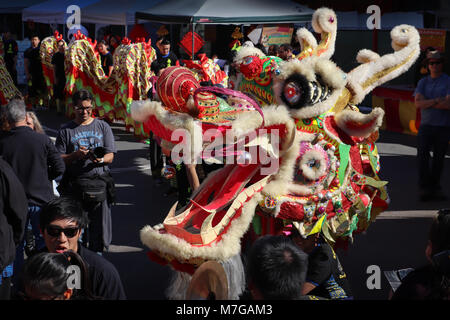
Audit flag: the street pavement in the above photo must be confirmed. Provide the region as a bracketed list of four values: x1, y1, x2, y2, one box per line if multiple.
[36, 108, 450, 300]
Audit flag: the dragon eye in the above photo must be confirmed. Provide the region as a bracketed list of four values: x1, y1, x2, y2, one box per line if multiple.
[281, 74, 310, 109]
[284, 82, 302, 105]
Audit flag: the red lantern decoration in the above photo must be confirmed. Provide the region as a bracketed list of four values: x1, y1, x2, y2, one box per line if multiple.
[179, 31, 204, 58]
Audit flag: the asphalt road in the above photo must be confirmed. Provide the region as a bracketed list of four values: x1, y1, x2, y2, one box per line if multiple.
[37, 108, 450, 300]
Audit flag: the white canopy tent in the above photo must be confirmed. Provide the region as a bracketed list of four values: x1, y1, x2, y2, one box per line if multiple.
[79, 0, 164, 27]
[22, 0, 101, 25]
[135, 0, 314, 58]
[0, 0, 43, 13]
[21, 0, 164, 38]
[21, 0, 163, 26]
[135, 0, 314, 24]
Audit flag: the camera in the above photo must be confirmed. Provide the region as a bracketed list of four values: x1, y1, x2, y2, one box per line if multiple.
[90, 146, 107, 159]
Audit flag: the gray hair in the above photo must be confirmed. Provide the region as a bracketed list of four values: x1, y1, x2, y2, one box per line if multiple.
[6, 99, 27, 124]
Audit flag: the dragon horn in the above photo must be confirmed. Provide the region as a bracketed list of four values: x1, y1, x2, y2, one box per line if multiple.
[296, 28, 318, 61]
[309, 7, 338, 60]
[346, 25, 420, 105]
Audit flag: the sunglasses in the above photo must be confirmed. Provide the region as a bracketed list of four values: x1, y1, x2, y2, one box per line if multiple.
[46, 225, 80, 238]
[429, 61, 442, 66]
[75, 106, 93, 112]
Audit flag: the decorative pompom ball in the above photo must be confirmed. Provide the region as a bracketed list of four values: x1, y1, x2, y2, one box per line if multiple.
[239, 56, 263, 79]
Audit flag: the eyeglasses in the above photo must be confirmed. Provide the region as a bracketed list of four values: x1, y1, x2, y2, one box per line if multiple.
[46, 225, 80, 238]
[75, 106, 93, 112]
[429, 61, 442, 66]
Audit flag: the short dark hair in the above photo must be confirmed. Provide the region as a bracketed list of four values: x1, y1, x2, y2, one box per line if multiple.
[158, 36, 171, 46]
[98, 40, 107, 46]
[268, 44, 279, 55]
[72, 89, 93, 106]
[247, 235, 308, 300]
[22, 250, 98, 300]
[39, 196, 89, 231]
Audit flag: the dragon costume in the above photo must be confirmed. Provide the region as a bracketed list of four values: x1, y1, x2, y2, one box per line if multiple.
[129, 7, 421, 299]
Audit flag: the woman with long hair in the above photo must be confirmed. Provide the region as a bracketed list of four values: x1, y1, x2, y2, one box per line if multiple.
[26, 111, 44, 134]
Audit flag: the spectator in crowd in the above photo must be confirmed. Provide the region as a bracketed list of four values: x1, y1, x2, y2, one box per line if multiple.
[414, 50, 450, 201]
[2, 30, 18, 86]
[97, 40, 113, 77]
[51, 39, 66, 115]
[26, 111, 44, 134]
[56, 89, 116, 254]
[245, 235, 319, 300]
[0, 99, 65, 286]
[24, 35, 46, 109]
[392, 208, 450, 300]
[152, 36, 178, 74]
[0, 157, 28, 300]
[414, 46, 436, 86]
[37, 196, 126, 299]
[107, 35, 120, 55]
[19, 250, 100, 300]
[267, 44, 279, 57]
[291, 34, 301, 56]
[289, 227, 353, 300]
[278, 44, 295, 61]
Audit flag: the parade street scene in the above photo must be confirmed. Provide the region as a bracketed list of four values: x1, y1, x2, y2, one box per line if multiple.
[0, 0, 449, 305]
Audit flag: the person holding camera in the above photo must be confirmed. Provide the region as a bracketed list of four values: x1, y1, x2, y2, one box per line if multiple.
[55, 90, 116, 254]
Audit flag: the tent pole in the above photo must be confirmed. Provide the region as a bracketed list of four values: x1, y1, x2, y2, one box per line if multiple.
[191, 23, 195, 60]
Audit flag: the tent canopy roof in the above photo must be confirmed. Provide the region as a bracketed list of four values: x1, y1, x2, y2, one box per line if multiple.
[136, 0, 314, 24]
[21, 0, 163, 26]
[0, 0, 46, 13]
[22, 0, 100, 24]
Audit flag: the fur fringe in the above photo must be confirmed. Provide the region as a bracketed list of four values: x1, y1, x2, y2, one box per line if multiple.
[334, 107, 385, 138]
[140, 194, 262, 262]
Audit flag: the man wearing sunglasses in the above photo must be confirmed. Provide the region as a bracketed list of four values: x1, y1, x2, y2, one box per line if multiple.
[414, 50, 450, 201]
[37, 196, 126, 300]
[55, 90, 116, 254]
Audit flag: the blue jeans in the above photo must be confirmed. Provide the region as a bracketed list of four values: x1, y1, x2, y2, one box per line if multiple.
[417, 125, 450, 191]
[12, 206, 46, 289]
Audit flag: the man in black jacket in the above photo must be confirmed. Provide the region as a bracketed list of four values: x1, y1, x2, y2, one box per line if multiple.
[0, 99, 65, 282]
[0, 157, 28, 299]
